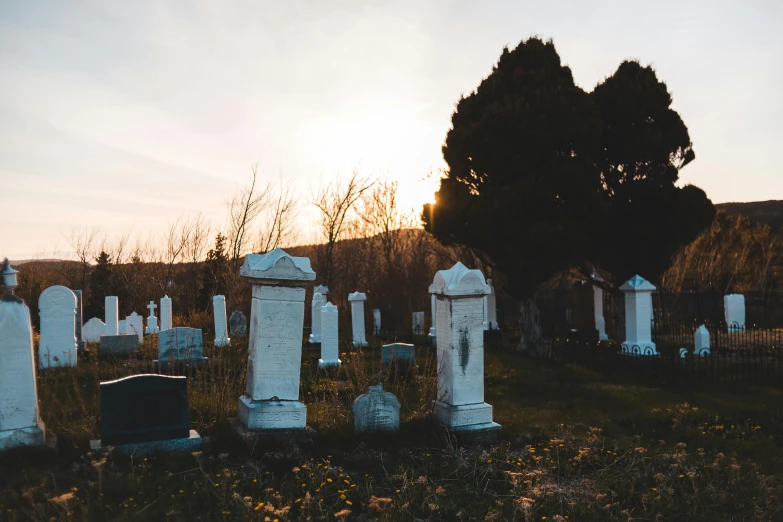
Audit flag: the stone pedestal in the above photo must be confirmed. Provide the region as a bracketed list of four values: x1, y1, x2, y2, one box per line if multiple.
[620, 275, 657, 355]
[160, 295, 172, 332]
[213, 295, 230, 347]
[694, 324, 711, 356]
[318, 302, 340, 369]
[429, 262, 501, 443]
[308, 292, 323, 344]
[724, 294, 746, 332]
[348, 291, 367, 347]
[231, 248, 316, 443]
[105, 296, 119, 336]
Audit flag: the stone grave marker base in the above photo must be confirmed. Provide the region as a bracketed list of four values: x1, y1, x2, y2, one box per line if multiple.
[237, 396, 307, 430]
[90, 430, 202, 457]
[433, 401, 502, 446]
[227, 418, 317, 458]
[0, 424, 57, 452]
[317, 358, 341, 370]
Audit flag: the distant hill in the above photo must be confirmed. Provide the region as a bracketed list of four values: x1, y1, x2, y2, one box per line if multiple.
[716, 200, 783, 230]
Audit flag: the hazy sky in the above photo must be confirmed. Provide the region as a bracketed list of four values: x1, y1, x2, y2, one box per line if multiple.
[1, 1, 781, 259]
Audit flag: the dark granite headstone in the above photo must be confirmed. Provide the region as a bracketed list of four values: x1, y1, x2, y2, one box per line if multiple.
[99, 374, 189, 445]
[99, 334, 140, 358]
[74, 289, 85, 351]
[382, 343, 416, 366]
[229, 310, 247, 338]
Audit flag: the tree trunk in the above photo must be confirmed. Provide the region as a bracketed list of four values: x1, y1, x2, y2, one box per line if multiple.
[517, 296, 545, 356]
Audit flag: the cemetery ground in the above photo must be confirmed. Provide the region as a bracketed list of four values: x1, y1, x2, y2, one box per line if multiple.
[1, 336, 782, 522]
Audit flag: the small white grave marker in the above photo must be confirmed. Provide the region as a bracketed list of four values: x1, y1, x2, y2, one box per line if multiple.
[309, 292, 323, 343]
[38, 285, 77, 368]
[694, 324, 711, 356]
[145, 301, 159, 334]
[160, 295, 172, 332]
[125, 312, 144, 342]
[619, 275, 657, 355]
[348, 291, 367, 347]
[724, 294, 746, 332]
[319, 302, 340, 369]
[82, 317, 106, 343]
[105, 296, 119, 336]
[213, 295, 230, 347]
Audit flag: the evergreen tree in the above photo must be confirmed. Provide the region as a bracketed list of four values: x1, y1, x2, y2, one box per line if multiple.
[86, 251, 112, 318]
[199, 233, 229, 309]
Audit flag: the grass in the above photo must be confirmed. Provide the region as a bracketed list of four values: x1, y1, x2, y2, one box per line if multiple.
[1, 332, 782, 521]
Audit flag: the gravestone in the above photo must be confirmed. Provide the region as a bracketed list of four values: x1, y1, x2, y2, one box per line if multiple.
[118, 319, 127, 334]
[381, 342, 416, 367]
[485, 279, 498, 330]
[213, 295, 230, 347]
[229, 310, 247, 338]
[90, 374, 202, 455]
[352, 383, 400, 434]
[314, 285, 328, 302]
[592, 275, 608, 341]
[105, 296, 119, 335]
[99, 334, 140, 358]
[319, 302, 340, 369]
[430, 294, 437, 338]
[126, 312, 144, 342]
[154, 327, 207, 369]
[679, 347, 689, 358]
[348, 291, 367, 347]
[373, 309, 381, 334]
[145, 301, 159, 335]
[234, 248, 315, 434]
[82, 317, 106, 343]
[160, 295, 172, 332]
[620, 275, 657, 355]
[412, 311, 424, 335]
[308, 292, 323, 344]
[38, 285, 77, 368]
[430, 262, 501, 443]
[724, 294, 746, 332]
[73, 289, 85, 351]
[694, 324, 711, 356]
[0, 259, 51, 450]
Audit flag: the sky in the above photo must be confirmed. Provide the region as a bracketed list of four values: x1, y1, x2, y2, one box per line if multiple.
[1, 1, 782, 259]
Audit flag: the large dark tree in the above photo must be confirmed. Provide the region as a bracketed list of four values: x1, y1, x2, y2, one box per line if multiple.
[590, 61, 715, 281]
[423, 38, 714, 354]
[86, 251, 113, 319]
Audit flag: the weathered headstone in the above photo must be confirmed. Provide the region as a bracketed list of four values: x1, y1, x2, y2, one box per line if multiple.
[213, 295, 230, 347]
[724, 294, 746, 332]
[314, 285, 328, 302]
[430, 294, 437, 338]
[319, 302, 340, 369]
[160, 295, 172, 332]
[373, 309, 381, 335]
[82, 317, 106, 343]
[412, 311, 424, 335]
[381, 342, 416, 367]
[145, 301, 159, 334]
[125, 312, 144, 342]
[118, 319, 127, 335]
[695, 324, 711, 356]
[352, 383, 400, 434]
[90, 374, 202, 455]
[308, 292, 323, 344]
[430, 262, 501, 443]
[99, 334, 140, 358]
[105, 296, 119, 335]
[348, 291, 367, 347]
[229, 310, 247, 338]
[73, 289, 85, 351]
[154, 327, 206, 368]
[620, 275, 657, 355]
[235, 248, 315, 433]
[37, 285, 77, 368]
[0, 259, 50, 450]
[486, 278, 498, 330]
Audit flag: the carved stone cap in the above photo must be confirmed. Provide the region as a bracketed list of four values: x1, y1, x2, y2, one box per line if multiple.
[322, 302, 337, 312]
[619, 274, 656, 292]
[314, 284, 329, 295]
[2, 257, 19, 291]
[348, 291, 367, 302]
[429, 262, 490, 297]
[240, 248, 316, 283]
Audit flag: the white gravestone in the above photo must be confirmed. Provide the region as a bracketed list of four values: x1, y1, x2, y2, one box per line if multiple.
[156, 327, 206, 365]
[412, 311, 425, 335]
[353, 383, 400, 434]
[314, 285, 328, 303]
[429, 262, 501, 438]
[160, 295, 173, 332]
[73, 289, 85, 351]
[118, 320, 127, 334]
[482, 278, 498, 331]
[373, 309, 381, 335]
[724, 294, 746, 332]
[105, 296, 119, 336]
[145, 301, 159, 334]
[0, 259, 48, 450]
[38, 285, 77, 368]
[430, 294, 437, 338]
[125, 312, 144, 342]
[308, 292, 323, 344]
[213, 295, 230, 347]
[237, 248, 315, 430]
[593, 284, 608, 341]
[619, 275, 657, 355]
[694, 324, 711, 356]
[82, 318, 106, 343]
[348, 291, 367, 347]
[319, 302, 341, 369]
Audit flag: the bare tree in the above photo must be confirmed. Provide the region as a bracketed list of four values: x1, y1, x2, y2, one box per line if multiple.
[67, 226, 101, 291]
[254, 179, 299, 253]
[311, 168, 373, 289]
[227, 164, 273, 272]
[359, 177, 415, 267]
